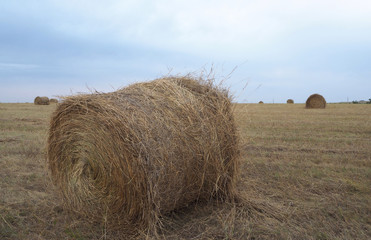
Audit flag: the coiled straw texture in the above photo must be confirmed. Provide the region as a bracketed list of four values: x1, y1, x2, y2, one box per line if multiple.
[47, 76, 239, 232]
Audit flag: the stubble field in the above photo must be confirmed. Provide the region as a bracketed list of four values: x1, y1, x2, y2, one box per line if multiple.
[0, 103, 370, 239]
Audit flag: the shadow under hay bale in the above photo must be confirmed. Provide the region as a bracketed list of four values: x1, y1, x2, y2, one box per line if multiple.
[287, 99, 294, 104]
[34, 96, 50, 105]
[306, 94, 326, 109]
[47, 76, 240, 234]
[49, 98, 59, 103]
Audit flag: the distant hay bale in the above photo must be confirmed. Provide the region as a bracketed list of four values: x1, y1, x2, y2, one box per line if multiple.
[34, 96, 50, 105]
[287, 99, 294, 104]
[306, 94, 326, 109]
[47, 76, 239, 233]
[259, 101, 264, 104]
[49, 98, 59, 103]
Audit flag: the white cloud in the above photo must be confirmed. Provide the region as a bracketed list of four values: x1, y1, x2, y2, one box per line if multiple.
[1, 0, 371, 102]
[0, 62, 39, 70]
[41, 0, 371, 61]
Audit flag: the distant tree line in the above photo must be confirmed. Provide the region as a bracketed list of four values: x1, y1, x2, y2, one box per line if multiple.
[352, 98, 371, 104]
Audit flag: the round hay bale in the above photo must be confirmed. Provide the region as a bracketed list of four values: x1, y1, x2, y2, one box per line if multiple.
[259, 101, 264, 104]
[34, 96, 50, 105]
[47, 76, 239, 232]
[49, 98, 59, 103]
[306, 94, 326, 108]
[287, 99, 294, 104]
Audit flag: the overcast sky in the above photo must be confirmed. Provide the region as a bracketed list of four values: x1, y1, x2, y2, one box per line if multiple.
[1, 0, 370, 103]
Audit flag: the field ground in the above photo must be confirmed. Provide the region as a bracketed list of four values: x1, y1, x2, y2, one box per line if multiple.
[0, 103, 370, 239]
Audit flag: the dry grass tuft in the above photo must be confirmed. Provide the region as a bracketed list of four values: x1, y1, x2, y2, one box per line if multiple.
[34, 96, 50, 105]
[287, 99, 294, 104]
[47, 76, 240, 236]
[306, 94, 326, 108]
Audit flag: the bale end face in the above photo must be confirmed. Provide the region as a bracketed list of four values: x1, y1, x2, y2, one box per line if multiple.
[306, 94, 326, 108]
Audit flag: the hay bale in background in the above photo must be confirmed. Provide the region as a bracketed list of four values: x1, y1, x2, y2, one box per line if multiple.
[47, 76, 239, 233]
[259, 101, 264, 104]
[306, 94, 326, 109]
[34, 96, 50, 105]
[49, 98, 59, 103]
[287, 99, 294, 104]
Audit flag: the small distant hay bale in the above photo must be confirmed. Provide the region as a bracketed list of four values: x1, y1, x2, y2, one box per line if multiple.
[287, 99, 294, 104]
[49, 98, 59, 103]
[47, 76, 239, 233]
[259, 101, 264, 104]
[34, 96, 50, 105]
[306, 94, 326, 109]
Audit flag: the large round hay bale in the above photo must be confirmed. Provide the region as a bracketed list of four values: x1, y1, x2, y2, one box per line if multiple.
[259, 101, 264, 104]
[306, 94, 326, 108]
[49, 98, 59, 103]
[287, 99, 294, 104]
[47, 76, 239, 232]
[34, 96, 50, 105]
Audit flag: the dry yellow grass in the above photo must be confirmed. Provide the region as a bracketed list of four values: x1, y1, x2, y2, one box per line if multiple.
[1, 102, 370, 239]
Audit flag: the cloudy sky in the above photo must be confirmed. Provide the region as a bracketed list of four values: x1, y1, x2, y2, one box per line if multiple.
[1, 0, 370, 103]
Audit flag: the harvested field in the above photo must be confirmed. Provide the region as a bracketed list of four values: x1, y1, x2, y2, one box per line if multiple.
[0, 103, 370, 239]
